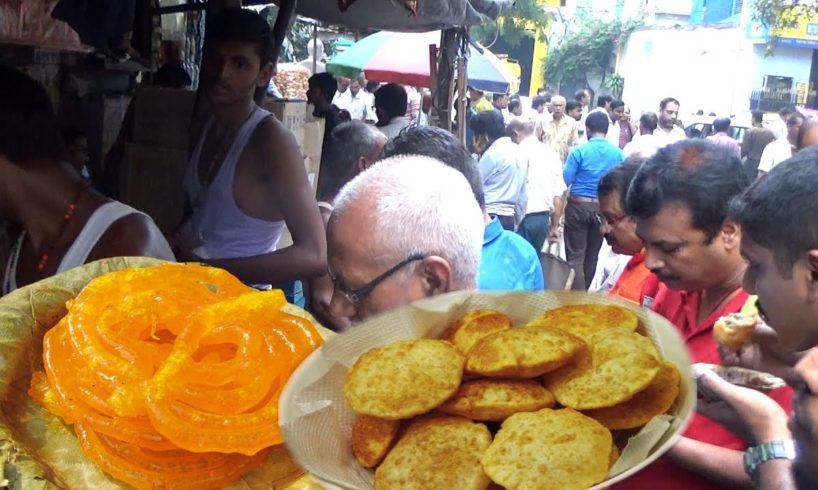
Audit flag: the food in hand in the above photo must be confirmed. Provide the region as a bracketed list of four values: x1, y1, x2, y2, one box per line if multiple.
[695, 363, 786, 391]
[28, 264, 322, 490]
[713, 312, 757, 350]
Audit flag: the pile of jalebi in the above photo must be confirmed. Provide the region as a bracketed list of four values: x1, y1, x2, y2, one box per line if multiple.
[28, 264, 322, 490]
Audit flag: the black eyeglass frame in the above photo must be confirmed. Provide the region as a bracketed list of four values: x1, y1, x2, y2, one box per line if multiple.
[327, 253, 427, 304]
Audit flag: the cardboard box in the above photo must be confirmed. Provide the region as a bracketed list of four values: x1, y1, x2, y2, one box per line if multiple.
[132, 87, 196, 149]
[120, 143, 188, 234]
[263, 98, 307, 148]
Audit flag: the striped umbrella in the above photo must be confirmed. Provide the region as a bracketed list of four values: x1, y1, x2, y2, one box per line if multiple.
[327, 30, 517, 93]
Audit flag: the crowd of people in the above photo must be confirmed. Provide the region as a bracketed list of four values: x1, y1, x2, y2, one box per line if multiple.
[4, 7, 818, 488]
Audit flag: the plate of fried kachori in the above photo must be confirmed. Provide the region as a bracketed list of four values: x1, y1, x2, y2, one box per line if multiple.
[279, 290, 695, 490]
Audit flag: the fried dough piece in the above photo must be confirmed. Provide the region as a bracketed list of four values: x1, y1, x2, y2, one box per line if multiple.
[351, 415, 401, 468]
[609, 444, 620, 469]
[584, 361, 681, 429]
[528, 304, 639, 341]
[465, 327, 585, 378]
[543, 329, 661, 410]
[344, 339, 464, 419]
[481, 408, 612, 490]
[438, 379, 556, 421]
[441, 310, 513, 355]
[375, 415, 492, 490]
[713, 313, 757, 351]
[695, 363, 787, 391]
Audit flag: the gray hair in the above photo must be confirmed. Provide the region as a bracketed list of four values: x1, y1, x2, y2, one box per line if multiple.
[319, 121, 384, 200]
[332, 155, 484, 289]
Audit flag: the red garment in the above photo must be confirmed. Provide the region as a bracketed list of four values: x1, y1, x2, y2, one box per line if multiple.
[614, 284, 794, 489]
[608, 251, 651, 305]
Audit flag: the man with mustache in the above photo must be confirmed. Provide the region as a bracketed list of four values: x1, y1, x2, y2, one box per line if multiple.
[611, 140, 793, 489]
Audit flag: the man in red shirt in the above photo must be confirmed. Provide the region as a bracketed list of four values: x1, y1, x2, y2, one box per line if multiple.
[615, 139, 793, 489]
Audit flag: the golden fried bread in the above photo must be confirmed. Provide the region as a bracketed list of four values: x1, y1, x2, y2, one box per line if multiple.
[351, 415, 401, 468]
[713, 312, 757, 351]
[528, 304, 639, 341]
[609, 444, 620, 469]
[344, 339, 465, 419]
[438, 379, 556, 421]
[465, 327, 585, 378]
[543, 329, 661, 410]
[374, 415, 492, 490]
[441, 310, 513, 355]
[584, 361, 681, 429]
[481, 408, 612, 490]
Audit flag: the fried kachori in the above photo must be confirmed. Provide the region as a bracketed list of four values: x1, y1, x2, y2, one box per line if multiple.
[438, 379, 556, 421]
[465, 327, 585, 378]
[481, 408, 612, 490]
[583, 360, 681, 429]
[374, 415, 492, 490]
[351, 415, 401, 468]
[441, 309, 513, 355]
[344, 339, 465, 419]
[543, 329, 661, 410]
[528, 304, 639, 341]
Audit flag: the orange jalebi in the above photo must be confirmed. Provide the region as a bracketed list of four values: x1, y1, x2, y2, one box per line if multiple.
[29, 264, 322, 490]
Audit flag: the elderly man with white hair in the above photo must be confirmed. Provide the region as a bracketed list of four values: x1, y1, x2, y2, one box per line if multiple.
[535, 94, 578, 163]
[326, 155, 485, 322]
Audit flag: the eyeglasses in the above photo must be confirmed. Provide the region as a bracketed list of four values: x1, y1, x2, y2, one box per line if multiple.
[326, 253, 427, 304]
[597, 213, 629, 226]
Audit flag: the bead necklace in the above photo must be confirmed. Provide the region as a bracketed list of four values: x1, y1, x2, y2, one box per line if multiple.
[37, 182, 87, 271]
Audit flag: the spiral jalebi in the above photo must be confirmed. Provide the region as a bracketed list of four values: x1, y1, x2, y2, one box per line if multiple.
[29, 264, 322, 489]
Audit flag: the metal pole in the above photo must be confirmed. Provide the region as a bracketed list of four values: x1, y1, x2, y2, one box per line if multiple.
[312, 24, 318, 74]
[456, 56, 466, 144]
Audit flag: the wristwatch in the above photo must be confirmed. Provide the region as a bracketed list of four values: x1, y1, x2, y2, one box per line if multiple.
[743, 440, 797, 477]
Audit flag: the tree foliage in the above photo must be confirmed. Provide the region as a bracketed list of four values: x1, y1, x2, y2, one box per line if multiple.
[543, 17, 640, 87]
[472, 0, 552, 48]
[751, 0, 818, 51]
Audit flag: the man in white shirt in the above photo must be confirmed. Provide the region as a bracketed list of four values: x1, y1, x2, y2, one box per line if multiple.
[509, 117, 566, 252]
[331, 76, 351, 112]
[653, 96, 686, 146]
[758, 111, 805, 177]
[605, 99, 625, 148]
[374, 83, 410, 139]
[347, 76, 375, 122]
[624, 112, 662, 158]
[772, 105, 796, 140]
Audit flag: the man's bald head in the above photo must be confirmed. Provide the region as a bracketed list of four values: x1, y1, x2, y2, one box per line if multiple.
[327, 155, 484, 322]
[507, 116, 536, 143]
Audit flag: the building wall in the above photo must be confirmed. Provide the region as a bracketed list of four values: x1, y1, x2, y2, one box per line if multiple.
[750, 44, 813, 90]
[618, 26, 751, 117]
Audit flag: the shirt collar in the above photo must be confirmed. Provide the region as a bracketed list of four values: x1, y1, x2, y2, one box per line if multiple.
[483, 217, 503, 246]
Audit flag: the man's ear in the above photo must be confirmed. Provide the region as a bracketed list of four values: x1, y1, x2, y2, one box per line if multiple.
[257, 62, 275, 87]
[357, 156, 370, 172]
[721, 220, 741, 251]
[807, 250, 818, 286]
[418, 256, 453, 296]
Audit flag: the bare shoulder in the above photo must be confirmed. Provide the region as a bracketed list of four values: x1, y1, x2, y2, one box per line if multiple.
[246, 113, 306, 183]
[88, 212, 168, 260]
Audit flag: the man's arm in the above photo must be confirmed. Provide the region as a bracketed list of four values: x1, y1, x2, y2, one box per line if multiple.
[89, 213, 174, 262]
[741, 131, 752, 159]
[204, 119, 327, 285]
[666, 437, 753, 489]
[562, 148, 579, 188]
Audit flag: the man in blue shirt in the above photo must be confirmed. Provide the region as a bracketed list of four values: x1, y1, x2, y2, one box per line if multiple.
[381, 126, 544, 291]
[563, 111, 625, 289]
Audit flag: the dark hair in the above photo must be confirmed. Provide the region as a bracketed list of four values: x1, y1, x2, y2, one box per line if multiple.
[798, 116, 818, 150]
[566, 101, 581, 113]
[751, 110, 764, 124]
[206, 8, 274, 65]
[365, 80, 380, 93]
[660, 97, 680, 110]
[374, 83, 408, 119]
[596, 95, 613, 108]
[729, 146, 818, 277]
[60, 126, 86, 145]
[0, 64, 64, 167]
[492, 93, 508, 102]
[470, 110, 506, 142]
[713, 117, 731, 133]
[779, 105, 797, 117]
[320, 121, 383, 199]
[598, 158, 645, 210]
[532, 97, 547, 110]
[585, 111, 610, 135]
[696, 109, 705, 115]
[626, 139, 749, 242]
[610, 99, 625, 110]
[508, 99, 521, 112]
[154, 63, 192, 88]
[574, 89, 587, 102]
[640, 112, 658, 131]
[382, 125, 485, 208]
[309, 72, 337, 100]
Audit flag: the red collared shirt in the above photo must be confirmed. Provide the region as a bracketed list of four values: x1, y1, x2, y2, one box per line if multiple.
[613, 284, 794, 489]
[607, 251, 651, 305]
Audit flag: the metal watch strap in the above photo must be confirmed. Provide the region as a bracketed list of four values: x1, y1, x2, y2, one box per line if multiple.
[743, 440, 797, 477]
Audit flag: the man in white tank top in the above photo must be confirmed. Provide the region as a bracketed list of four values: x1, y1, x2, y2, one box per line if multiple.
[173, 8, 326, 288]
[0, 65, 174, 295]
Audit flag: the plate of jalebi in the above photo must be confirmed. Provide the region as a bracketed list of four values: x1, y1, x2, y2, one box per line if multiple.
[0, 257, 332, 490]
